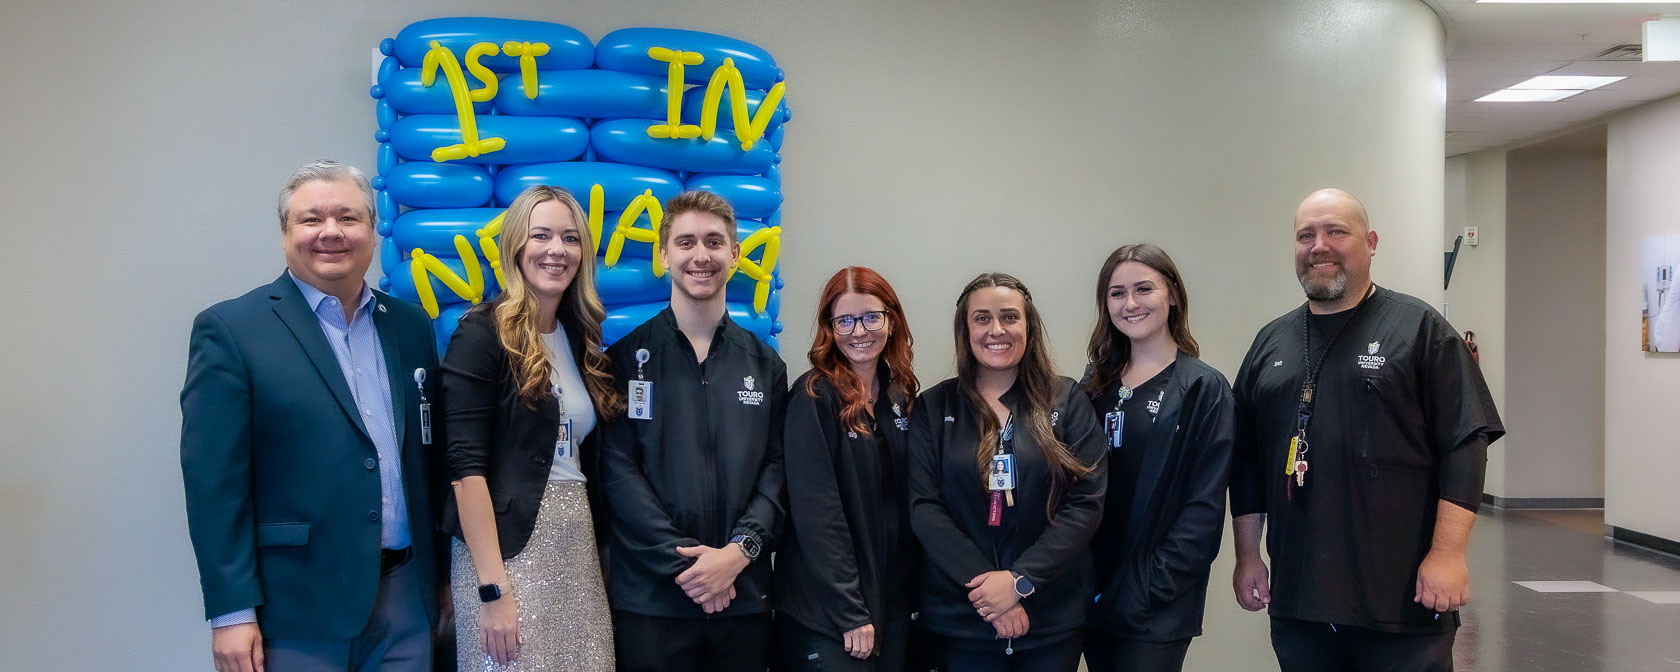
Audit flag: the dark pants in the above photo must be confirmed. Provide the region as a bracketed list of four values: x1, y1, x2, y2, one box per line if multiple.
[775, 616, 911, 672]
[934, 633, 1083, 672]
[1270, 616, 1457, 672]
[615, 610, 772, 672]
[1082, 629, 1191, 672]
[263, 555, 433, 672]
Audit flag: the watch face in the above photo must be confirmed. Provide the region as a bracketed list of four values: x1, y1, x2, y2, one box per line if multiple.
[1015, 575, 1033, 595]
[478, 583, 501, 603]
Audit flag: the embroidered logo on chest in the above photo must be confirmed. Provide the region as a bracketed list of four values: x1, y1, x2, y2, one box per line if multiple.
[736, 376, 765, 405]
[1357, 341, 1387, 370]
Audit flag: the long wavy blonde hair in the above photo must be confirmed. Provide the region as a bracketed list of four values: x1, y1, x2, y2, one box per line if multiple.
[494, 186, 623, 418]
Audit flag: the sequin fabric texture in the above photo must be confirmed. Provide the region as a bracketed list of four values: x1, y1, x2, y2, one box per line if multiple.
[453, 481, 614, 671]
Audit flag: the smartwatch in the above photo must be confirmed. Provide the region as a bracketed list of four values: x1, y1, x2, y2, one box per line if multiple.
[729, 533, 762, 561]
[478, 582, 511, 603]
[1011, 571, 1035, 598]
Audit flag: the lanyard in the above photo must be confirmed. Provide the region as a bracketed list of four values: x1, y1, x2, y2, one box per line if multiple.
[1286, 284, 1375, 497]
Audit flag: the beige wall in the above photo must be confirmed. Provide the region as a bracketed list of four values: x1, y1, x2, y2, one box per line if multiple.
[0, 1, 1447, 668]
[1606, 95, 1680, 541]
[1444, 150, 1509, 497]
[1502, 135, 1607, 500]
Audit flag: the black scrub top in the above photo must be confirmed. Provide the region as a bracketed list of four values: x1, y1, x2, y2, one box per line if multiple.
[1089, 363, 1175, 583]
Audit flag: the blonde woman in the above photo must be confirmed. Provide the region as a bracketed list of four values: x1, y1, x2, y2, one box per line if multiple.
[440, 185, 622, 670]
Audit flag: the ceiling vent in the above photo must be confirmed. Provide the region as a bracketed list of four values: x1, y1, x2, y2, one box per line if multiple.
[1589, 44, 1643, 61]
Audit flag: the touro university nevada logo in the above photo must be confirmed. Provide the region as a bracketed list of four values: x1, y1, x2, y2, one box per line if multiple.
[738, 376, 764, 405]
[1359, 341, 1386, 370]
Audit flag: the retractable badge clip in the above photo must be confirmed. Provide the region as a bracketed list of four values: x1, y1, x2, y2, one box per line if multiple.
[414, 368, 432, 445]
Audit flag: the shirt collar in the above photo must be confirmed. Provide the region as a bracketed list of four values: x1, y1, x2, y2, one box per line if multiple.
[289, 270, 373, 317]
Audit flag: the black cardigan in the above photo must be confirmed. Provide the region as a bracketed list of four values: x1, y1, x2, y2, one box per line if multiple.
[1084, 351, 1234, 642]
[774, 366, 919, 639]
[908, 376, 1108, 649]
[437, 305, 609, 558]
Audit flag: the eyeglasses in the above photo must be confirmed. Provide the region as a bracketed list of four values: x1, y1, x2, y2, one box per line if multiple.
[830, 310, 888, 336]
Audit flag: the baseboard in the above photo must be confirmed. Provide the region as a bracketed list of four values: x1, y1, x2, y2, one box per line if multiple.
[1481, 494, 1604, 510]
[1607, 525, 1680, 559]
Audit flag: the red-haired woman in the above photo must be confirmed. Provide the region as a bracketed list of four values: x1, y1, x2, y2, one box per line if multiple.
[774, 267, 921, 672]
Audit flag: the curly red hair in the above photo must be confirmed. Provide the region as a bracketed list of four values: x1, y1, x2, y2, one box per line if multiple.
[805, 267, 918, 434]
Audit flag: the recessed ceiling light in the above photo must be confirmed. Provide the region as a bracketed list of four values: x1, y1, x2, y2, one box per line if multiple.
[1476, 89, 1583, 102]
[1510, 75, 1626, 90]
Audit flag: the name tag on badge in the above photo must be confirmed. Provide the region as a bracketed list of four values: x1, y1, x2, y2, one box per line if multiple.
[555, 418, 574, 459]
[1104, 411, 1124, 450]
[419, 402, 433, 445]
[988, 454, 1016, 491]
[628, 380, 653, 420]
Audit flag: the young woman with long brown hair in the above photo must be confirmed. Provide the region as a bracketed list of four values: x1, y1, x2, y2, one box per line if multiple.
[774, 266, 921, 672]
[1080, 243, 1233, 672]
[439, 185, 622, 671]
[907, 272, 1107, 672]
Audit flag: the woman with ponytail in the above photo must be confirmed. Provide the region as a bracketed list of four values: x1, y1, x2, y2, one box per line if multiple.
[907, 272, 1107, 672]
[439, 186, 621, 671]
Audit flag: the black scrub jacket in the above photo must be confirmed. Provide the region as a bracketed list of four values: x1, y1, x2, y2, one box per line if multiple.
[1229, 286, 1504, 634]
[1084, 351, 1234, 643]
[774, 365, 919, 640]
[600, 307, 789, 619]
[908, 376, 1108, 650]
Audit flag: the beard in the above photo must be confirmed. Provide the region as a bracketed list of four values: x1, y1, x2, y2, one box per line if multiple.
[1298, 265, 1348, 302]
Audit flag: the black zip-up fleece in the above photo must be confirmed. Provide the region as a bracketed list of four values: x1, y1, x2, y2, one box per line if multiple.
[774, 366, 919, 639]
[908, 376, 1107, 650]
[600, 307, 788, 618]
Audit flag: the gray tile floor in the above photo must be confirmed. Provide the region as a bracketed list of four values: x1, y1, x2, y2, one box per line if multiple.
[1173, 509, 1680, 672]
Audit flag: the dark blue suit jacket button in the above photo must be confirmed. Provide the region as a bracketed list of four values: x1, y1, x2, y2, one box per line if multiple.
[369, 510, 380, 522]
[364, 458, 377, 470]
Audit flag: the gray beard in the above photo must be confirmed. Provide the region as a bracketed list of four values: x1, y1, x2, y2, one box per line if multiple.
[1300, 270, 1348, 302]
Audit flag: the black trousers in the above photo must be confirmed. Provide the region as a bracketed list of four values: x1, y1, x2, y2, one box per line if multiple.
[614, 610, 772, 672]
[775, 616, 911, 672]
[1081, 629, 1192, 672]
[1270, 616, 1458, 672]
[933, 633, 1083, 672]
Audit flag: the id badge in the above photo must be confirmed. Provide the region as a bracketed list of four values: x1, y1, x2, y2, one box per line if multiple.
[419, 402, 433, 445]
[555, 419, 574, 459]
[1104, 411, 1124, 450]
[988, 454, 1016, 491]
[628, 380, 653, 420]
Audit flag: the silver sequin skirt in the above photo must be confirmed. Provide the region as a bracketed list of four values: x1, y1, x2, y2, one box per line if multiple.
[452, 480, 614, 671]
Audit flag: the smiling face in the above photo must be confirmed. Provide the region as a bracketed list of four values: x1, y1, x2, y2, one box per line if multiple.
[965, 286, 1029, 373]
[829, 291, 891, 371]
[1107, 260, 1175, 345]
[281, 178, 374, 296]
[516, 199, 583, 305]
[660, 210, 739, 303]
[1294, 189, 1378, 305]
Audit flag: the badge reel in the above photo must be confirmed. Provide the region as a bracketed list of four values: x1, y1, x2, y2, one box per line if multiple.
[627, 348, 653, 421]
[988, 421, 1016, 527]
[413, 368, 432, 445]
[553, 383, 573, 459]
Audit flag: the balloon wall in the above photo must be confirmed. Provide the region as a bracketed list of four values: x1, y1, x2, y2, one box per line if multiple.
[370, 18, 790, 354]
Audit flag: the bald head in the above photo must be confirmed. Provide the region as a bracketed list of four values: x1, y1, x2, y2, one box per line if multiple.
[1293, 187, 1378, 313]
[1295, 188, 1369, 233]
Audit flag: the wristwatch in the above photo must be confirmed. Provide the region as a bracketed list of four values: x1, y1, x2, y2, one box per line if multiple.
[729, 533, 762, 561]
[1011, 571, 1035, 598]
[478, 582, 511, 603]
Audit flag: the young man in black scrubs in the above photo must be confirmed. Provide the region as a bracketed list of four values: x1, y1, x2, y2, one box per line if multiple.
[1229, 188, 1504, 671]
[601, 190, 788, 672]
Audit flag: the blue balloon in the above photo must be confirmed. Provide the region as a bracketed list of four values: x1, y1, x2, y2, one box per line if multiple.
[390, 208, 503, 255]
[599, 210, 659, 260]
[495, 162, 682, 208]
[382, 67, 496, 115]
[390, 115, 588, 164]
[431, 302, 476, 356]
[602, 300, 776, 347]
[393, 18, 593, 71]
[679, 85, 787, 132]
[387, 256, 501, 307]
[595, 28, 782, 89]
[591, 118, 774, 175]
[387, 162, 494, 209]
[495, 70, 666, 119]
[596, 259, 670, 305]
[379, 238, 402, 278]
[685, 174, 781, 219]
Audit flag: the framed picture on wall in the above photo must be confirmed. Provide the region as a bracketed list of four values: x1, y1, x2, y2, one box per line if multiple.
[1643, 234, 1680, 352]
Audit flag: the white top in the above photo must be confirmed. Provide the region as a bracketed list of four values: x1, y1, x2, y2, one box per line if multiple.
[543, 326, 596, 482]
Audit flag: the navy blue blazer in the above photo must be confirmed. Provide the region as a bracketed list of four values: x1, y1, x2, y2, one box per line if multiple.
[180, 272, 443, 640]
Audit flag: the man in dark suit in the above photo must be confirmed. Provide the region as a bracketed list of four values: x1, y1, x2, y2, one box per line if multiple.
[181, 160, 444, 672]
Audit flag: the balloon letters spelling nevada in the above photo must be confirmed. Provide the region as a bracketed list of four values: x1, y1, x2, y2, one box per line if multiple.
[370, 18, 790, 353]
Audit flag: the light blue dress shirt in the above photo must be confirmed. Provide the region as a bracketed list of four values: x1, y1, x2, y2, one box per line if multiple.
[211, 273, 410, 628]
